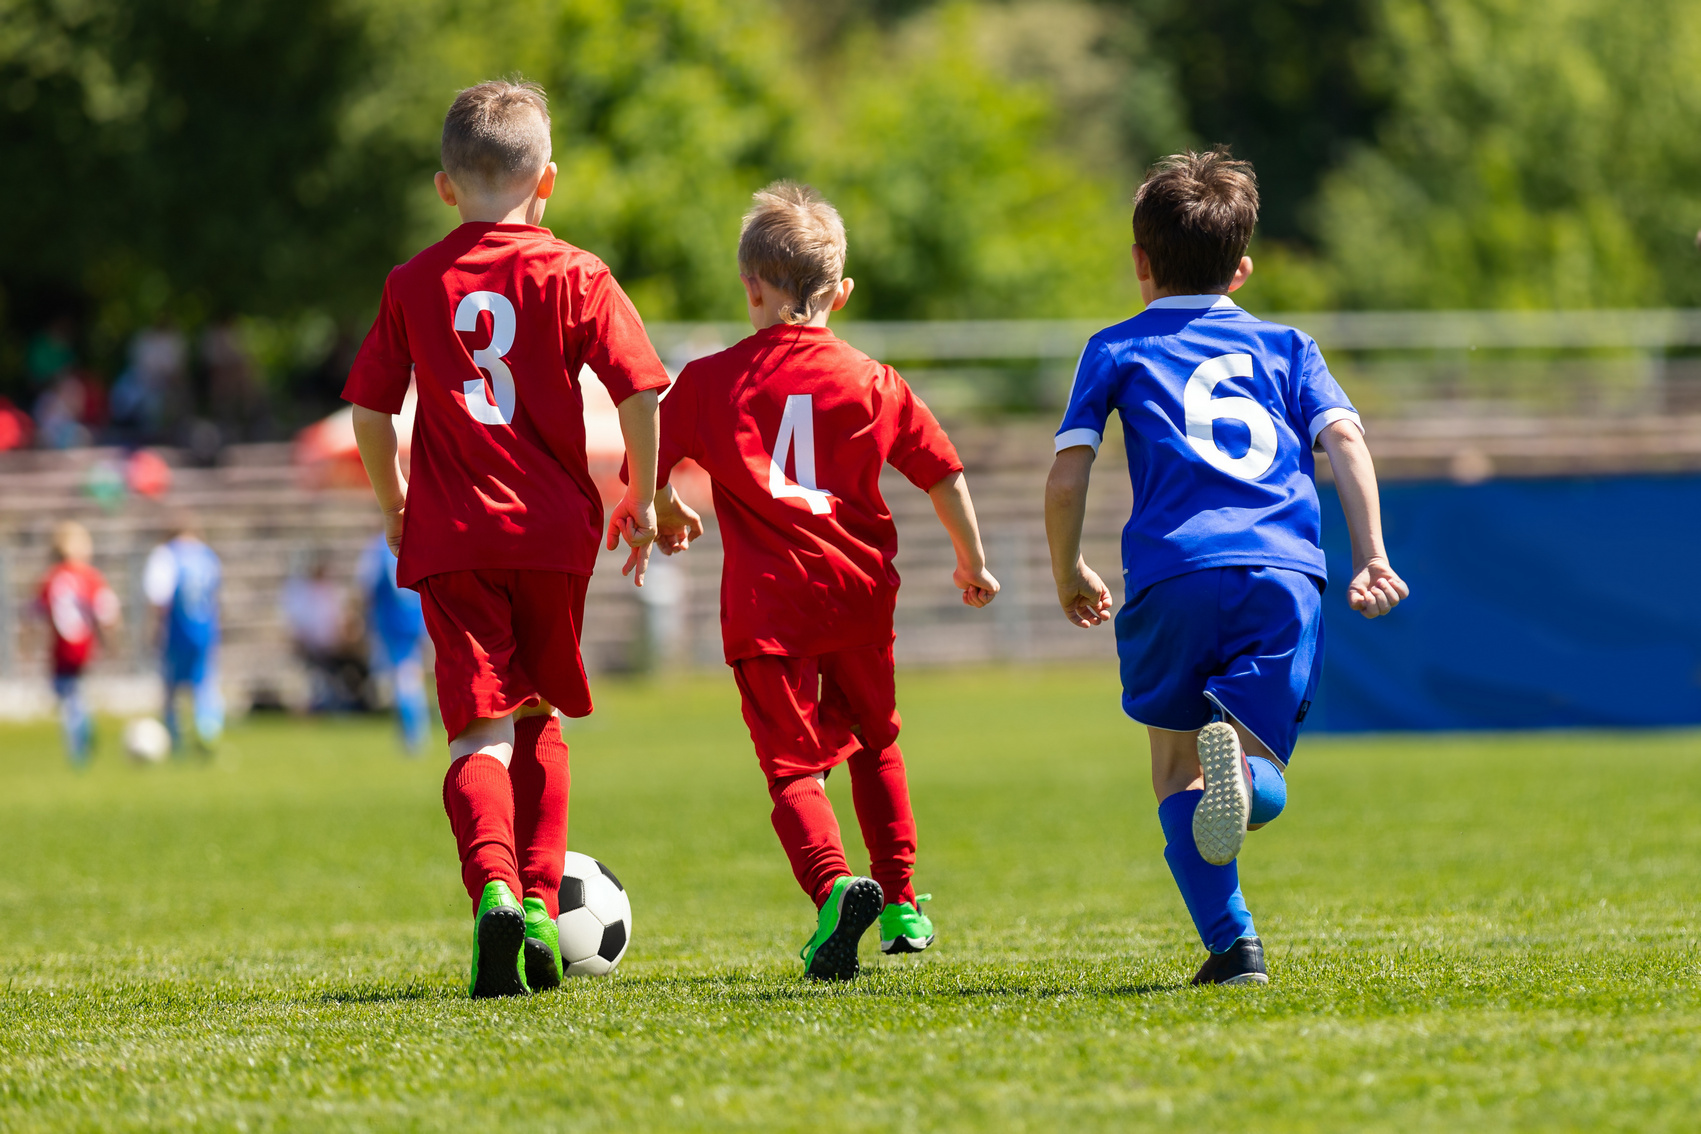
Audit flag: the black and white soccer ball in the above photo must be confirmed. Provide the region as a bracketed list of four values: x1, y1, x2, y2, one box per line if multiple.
[556, 851, 632, 976]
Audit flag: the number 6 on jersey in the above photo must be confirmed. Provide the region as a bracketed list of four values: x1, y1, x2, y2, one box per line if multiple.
[767, 394, 833, 515]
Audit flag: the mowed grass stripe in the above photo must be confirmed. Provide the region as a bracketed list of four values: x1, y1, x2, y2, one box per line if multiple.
[0, 667, 1696, 1131]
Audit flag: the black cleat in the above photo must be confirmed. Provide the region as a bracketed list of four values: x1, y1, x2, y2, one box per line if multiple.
[1191, 936, 1269, 986]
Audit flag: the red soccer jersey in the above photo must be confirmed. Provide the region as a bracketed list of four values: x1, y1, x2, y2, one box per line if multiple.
[39, 561, 118, 675]
[658, 323, 963, 662]
[343, 223, 671, 588]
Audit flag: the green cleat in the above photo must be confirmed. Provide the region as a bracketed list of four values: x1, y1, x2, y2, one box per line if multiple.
[522, 896, 564, 992]
[799, 875, 884, 982]
[878, 893, 935, 955]
[469, 880, 529, 999]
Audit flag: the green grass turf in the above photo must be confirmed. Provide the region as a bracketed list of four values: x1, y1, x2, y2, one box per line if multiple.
[1, 667, 1697, 1132]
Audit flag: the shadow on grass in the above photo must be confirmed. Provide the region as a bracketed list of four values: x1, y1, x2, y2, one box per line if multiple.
[608, 971, 1189, 1003]
[314, 981, 444, 1005]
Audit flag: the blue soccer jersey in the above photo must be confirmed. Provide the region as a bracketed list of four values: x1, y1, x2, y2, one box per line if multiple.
[144, 537, 222, 657]
[1055, 294, 1360, 592]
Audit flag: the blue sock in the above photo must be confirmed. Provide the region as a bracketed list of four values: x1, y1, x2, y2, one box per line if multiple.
[1158, 789, 1255, 953]
[1247, 755, 1288, 825]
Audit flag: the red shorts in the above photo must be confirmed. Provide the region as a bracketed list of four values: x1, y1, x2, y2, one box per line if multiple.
[732, 643, 902, 787]
[417, 569, 592, 741]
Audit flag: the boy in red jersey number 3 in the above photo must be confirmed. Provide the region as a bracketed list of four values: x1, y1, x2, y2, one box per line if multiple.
[652, 183, 1000, 980]
[345, 82, 670, 998]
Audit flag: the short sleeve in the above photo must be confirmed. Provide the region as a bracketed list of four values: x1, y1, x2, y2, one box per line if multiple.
[885, 373, 963, 491]
[343, 272, 414, 415]
[656, 362, 701, 485]
[1295, 336, 1361, 445]
[577, 270, 672, 405]
[143, 545, 177, 607]
[1055, 339, 1118, 453]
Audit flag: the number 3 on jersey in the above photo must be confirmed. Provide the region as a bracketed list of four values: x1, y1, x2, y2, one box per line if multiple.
[767, 394, 833, 515]
[1183, 352, 1277, 480]
[455, 290, 517, 426]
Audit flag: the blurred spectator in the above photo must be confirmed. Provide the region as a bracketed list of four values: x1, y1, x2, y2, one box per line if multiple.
[354, 534, 430, 752]
[25, 317, 75, 390]
[281, 552, 365, 712]
[35, 521, 121, 766]
[0, 398, 34, 451]
[144, 518, 224, 751]
[110, 319, 189, 444]
[202, 317, 272, 442]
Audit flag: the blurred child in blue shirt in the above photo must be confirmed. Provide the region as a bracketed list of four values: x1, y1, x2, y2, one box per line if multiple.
[144, 520, 224, 751]
[355, 533, 430, 753]
[1045, 151, 1408, 986]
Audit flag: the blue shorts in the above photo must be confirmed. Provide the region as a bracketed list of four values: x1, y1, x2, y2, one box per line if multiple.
[1116, 565, 1324, 764]
[164, 645, 214, 687]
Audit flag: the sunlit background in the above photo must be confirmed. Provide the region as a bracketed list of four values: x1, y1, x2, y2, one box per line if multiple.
[4, 0, 1701, 729]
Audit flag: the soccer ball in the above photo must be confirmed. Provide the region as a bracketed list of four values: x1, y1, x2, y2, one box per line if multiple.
[122, 717, 171, 764]
[556, 851, 631, 977]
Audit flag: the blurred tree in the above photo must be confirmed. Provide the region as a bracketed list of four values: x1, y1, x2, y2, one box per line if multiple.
[0, 0, 419, 382]
[1311, 0, 1701, 308]
[1139, 0, 1386, 244]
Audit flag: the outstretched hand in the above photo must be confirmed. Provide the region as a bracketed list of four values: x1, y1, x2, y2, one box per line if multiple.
[608, 491, 658, 587]
[955, 564, 1000, 608]
[1057, 561, 1113, 628]
[1347, 557, 1408, 618]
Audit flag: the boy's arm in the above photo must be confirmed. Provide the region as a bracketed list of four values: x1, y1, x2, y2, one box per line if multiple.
[352, 405, 408, 556]
[927, 471, 999, 608]
[1044, 446, 1114, 628]
[608, 389, 661, 585]
[1318, 420, 1408, 618]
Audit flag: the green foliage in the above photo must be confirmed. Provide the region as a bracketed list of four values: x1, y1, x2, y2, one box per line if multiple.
[1, 670, 1699, 1129]
[1270, 0, 1701, 309]
[0, 0, 418, 362]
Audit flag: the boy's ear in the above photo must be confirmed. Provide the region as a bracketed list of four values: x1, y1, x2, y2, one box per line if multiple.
[829, 277, 854, 312]
[1131, 244, 1152, 282]
[434, 171, 458, 208]
[535, 162, 557, 201]
[742, 274, 765, 309]
[1226, 255, 1254, 294]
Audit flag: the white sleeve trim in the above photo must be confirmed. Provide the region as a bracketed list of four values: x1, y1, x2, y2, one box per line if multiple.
[1308, 408, 1363, 445]
[1054, 427, 1103, 454]
[143, 545, 178, 607]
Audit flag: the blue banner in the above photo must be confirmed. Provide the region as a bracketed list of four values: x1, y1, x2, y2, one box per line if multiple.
[1312, 475, 1701, 731]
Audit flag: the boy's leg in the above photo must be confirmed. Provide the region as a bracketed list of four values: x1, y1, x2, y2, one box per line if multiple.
[443, 713, 524, 909]
[393, 649, 429, 753]
[822, 645, 917, 909]
[733, 654, 857, 906]
[54, 673, 92, 765]
[190, 651, 225, 748]
[509, 710, 570, 916]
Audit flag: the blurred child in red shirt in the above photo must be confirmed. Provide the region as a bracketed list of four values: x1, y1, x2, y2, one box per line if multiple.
[37, 521, 120, 766]
[653, 183, 1000, 980]
[345, 80, 669, 998]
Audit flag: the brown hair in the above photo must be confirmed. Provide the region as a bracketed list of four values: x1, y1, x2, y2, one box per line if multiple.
[1132, 150, 1259, 294]
[739, 181, 847, 325]
[441, 79, 552, 193]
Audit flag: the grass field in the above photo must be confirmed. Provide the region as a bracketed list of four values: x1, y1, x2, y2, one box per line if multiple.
[1, 666, 1697, 1132]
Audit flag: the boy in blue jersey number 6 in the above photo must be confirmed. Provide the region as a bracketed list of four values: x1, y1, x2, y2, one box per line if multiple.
[1044, 151, 1408, 986]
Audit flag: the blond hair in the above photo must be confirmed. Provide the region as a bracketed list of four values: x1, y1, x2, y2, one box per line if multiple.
[441, 79, 552, 193]
[51, 520, 92, 563]
[738, 182, 847, 325]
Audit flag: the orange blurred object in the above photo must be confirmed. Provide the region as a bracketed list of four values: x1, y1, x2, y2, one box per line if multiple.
[125, 448, 173, 497]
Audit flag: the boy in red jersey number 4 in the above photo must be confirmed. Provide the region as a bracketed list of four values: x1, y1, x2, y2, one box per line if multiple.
[345, 81, 670, 998]
[651, 183, 1000, 980]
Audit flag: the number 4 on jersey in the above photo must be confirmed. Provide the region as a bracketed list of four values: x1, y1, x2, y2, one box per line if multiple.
[767, 394, 833, 515]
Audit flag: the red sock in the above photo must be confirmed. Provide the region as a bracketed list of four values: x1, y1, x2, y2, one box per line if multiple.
[769, 774, 851, 908]
[442, 752, 522, 914]
[511, 715, 570, 918]
[848, 743, 917, 907]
